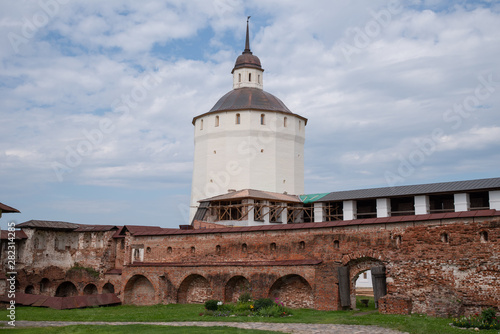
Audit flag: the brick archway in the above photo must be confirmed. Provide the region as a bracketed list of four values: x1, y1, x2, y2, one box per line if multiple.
[268, 274, 313, 309]
[83, 283, 98, 295]
[224, 276, 250, 303]
[124, 274, 156, 305]
[24, 285, 35, 294]
[346, 257, 385, 308]
[177, 274, 212, 304]
[102, 282, 115, 294]
[55, 281, 78, 297]
[39, 278, 51, 295]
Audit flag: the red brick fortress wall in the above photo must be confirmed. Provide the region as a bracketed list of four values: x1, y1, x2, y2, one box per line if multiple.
[10, 216, 500, 317]
[120, 217, 500, 316]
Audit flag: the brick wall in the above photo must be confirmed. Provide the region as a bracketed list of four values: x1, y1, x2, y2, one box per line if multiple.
[8, 217, 500, 317]
[378, 296, 412, 314]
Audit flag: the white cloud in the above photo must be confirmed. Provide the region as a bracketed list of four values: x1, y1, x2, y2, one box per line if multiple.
[1, 1, 499, 227]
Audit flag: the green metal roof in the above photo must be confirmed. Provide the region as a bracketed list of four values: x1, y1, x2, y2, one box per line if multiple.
[300, 193, 329, 204]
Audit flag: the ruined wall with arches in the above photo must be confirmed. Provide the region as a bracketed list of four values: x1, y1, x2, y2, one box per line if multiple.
[119, 217, 500, 316]
[7, 216, 500, 317]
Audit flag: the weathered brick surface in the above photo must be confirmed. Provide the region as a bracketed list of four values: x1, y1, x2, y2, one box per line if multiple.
[378, 296, 412, 315]
[3, 217, 499, 316]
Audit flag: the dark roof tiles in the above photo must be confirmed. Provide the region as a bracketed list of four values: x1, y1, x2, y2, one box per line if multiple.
[73, 225, 119, 232]
[1, 230, 27, 240]
[318, 177, 500, 202]
[209, 88, 291, 113]
[201, 189, 301, 203]
[17, 220, 80, 230]
[0, 202, 20, 213]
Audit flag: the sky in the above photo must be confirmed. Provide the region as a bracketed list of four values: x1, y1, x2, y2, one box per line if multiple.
[1, 0, 499, 228]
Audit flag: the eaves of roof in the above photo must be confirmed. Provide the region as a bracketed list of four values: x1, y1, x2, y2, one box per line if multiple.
[0, 230, 27, 240]
[73, 225, 119, 232]
[200, 189, 301, 203]
[16, 220, 79, 230]
[0, 202, 20, 213]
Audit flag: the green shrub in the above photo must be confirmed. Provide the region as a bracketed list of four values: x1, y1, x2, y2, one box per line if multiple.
[238, 291, 252, 303]
[254, 298, 274, 311]
[67, 263, 99, 278]
[482, 307, 497, 324]
[234, 301, 252, 312]
[256, 304, 292, 317]
[204, 300, 220, 311]
[218, 303, 235, 313]
[452, 308, 500, 330]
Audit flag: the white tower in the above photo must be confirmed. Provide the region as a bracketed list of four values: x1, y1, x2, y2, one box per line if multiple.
[189, 19, 307, 221]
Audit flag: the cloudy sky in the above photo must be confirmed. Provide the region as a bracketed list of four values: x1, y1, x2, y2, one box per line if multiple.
[1, 0, 499, 228]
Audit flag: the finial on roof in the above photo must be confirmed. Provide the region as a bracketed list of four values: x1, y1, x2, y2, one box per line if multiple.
[244, 16, 251, 54]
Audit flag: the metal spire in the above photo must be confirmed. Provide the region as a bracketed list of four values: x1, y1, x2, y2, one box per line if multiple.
[244, 16, 252, 54]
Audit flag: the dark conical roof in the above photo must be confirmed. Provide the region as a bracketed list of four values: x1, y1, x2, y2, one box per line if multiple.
[231, 17, 263, 73]
[191, 87, 308, 125]
[209, 87, 291, 113]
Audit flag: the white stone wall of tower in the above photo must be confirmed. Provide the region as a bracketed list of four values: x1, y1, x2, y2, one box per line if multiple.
[232, 68, 263, 89]
[189, 110, 305, 221]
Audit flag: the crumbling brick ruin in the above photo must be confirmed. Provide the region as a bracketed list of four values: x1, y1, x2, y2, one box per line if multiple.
[2, 208, 499, 317]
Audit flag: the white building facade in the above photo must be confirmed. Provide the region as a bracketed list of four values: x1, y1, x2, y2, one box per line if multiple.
[189, 21, 307, 221]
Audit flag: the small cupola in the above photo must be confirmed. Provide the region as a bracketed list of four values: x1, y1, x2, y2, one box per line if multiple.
[232, 17, 264, 90]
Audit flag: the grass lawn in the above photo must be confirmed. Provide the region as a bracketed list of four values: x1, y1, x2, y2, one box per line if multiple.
[1, 296, 498, 334]
[0, 324, 279, 334]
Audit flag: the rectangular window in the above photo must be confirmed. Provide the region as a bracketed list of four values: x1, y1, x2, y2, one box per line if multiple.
[357, 199, 377, 219]
[390, 197, 415, 216]
[236, 113, 240, 124]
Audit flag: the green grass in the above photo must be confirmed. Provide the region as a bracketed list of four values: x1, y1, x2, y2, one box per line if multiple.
[1, 300, 499, 334]
[0, 324, 278, 334]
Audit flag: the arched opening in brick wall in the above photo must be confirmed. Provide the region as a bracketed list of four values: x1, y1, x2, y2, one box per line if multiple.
[24, 285, 35, 294]
[124, 275, 156, 305]
[83, 283, 98, 295]
[177, 274, 212, 304]
[55, 281, 78, 297]
[268, 274, 313, 309]
[102, 282, 115, 294]
[39, 278, 50, 295]
[224, 276, 250, 303]
[347, 257, 385, 309]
